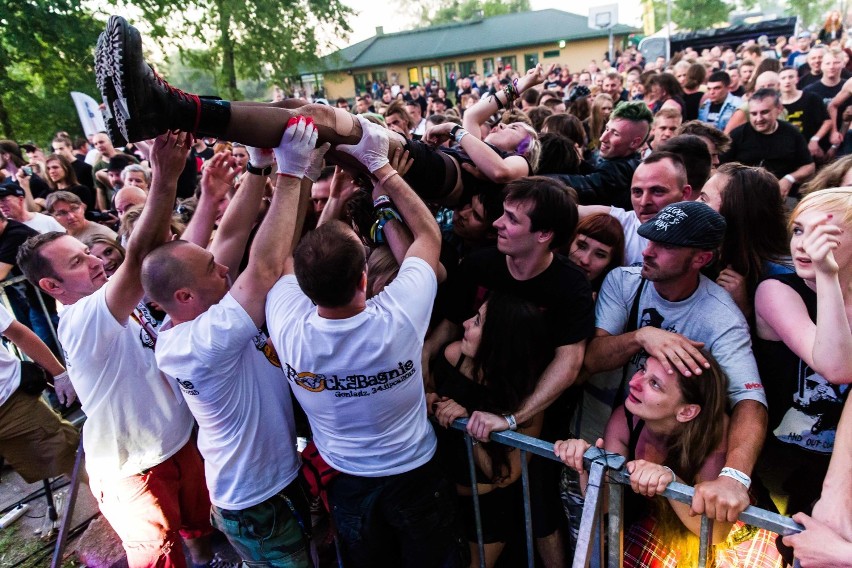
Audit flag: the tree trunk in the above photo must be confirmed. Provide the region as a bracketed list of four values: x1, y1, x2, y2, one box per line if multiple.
[216, 0, 239, 100]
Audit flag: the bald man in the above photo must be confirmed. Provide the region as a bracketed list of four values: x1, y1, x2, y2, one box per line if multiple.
[114, 186, 148, 224]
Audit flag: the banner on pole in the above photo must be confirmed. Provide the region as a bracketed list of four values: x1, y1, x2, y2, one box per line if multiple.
[70, 92, 106, 138]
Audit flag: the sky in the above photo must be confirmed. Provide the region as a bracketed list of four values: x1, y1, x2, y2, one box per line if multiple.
[332, 0, 645, 48]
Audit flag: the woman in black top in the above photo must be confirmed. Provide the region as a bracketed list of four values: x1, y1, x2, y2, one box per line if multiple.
[41, 154, 96, 213]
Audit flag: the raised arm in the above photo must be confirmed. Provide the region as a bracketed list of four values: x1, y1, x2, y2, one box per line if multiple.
[230, 117, 315, 326]
[181, 151, 235, 248]
[828, 78, 852, 145]
[339, 116, 441, 272]
[106, 131, 185, 321]
[425, 122, 530, 184]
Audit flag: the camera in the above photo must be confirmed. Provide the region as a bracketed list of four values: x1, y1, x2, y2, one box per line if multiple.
[22, 166, 33, 176]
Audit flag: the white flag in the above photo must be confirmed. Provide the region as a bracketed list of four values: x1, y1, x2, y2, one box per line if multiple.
[70, 92, 106, 137]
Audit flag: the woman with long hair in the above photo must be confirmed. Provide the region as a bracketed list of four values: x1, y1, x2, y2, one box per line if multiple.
[566, 213, 625, 296]
[698, 163, 791, 317]
[585, 94, 614, 154]
[431, 292, 554, 568]
[681, 63, 707, 121]
[556, 354, 782, 566]
[753, 188, 852, 518]
[41, 154, 96, 213]
[644, 73, 685, 115]
[819, 11, 845, 45]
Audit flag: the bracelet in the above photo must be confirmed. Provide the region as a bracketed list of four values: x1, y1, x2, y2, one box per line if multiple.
[661, 466, 676, 484]
[246, 162, 273, 176]
[370, 207, 403, 244]
[376, 170, 398, 186]
[450, 125, 462, 138]
[783, 174, 796, 184]
[373, 194, 392, 210]
[718, 467, 752, 489]
[503, 414, 518, 431]
[454, 128, 469, 144]
[489, 92, 505, 110]
[810, 136, 822, 142]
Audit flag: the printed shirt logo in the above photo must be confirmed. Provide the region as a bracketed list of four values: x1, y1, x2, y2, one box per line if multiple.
[774, 361, 849, 453]
[253, 329, 281, 368]
[284, 360, 416, 398]
[649, 207, 688, 232]
[175, 378, 198, 396]
[131, 303, 160, 351]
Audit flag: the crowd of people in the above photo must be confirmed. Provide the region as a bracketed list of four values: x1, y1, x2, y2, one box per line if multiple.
[2, 11, 852, 568]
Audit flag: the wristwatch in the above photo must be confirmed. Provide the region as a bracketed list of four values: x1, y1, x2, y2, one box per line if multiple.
[246, 162, 273, 176]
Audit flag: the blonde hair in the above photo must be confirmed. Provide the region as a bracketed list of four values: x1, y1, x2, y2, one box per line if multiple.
[791, 187, 852, 229]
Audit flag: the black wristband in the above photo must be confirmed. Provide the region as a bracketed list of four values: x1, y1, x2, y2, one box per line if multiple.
[450, 125, 462, 138]
[246, 162, 273, 176]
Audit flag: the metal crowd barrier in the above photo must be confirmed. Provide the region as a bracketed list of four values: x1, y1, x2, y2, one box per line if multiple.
[449, 417, 804, 568]
[0, 274, 63, 362]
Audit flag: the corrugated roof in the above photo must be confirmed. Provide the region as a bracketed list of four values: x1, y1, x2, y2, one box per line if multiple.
[310, 9, 637, 73]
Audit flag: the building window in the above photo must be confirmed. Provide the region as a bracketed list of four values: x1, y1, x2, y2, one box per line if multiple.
[483, 58, 495, 76]
[408, 67, 420, 86]
[499, 56, 517, 73]
[354, 73, 368, 95]
[444, 62, 457, 92]
[524, 53, 539, 72]
[421, 65, 441, 88]
[371, 71, 388, 85]
[459, 60, 476, 79]
[543, 49, 560, 59]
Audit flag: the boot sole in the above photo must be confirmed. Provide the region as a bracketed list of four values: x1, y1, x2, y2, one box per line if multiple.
[95, 30, 127, 146]
[99, 16, 145, 142]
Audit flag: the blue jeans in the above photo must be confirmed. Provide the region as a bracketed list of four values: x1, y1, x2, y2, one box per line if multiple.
[210, 480, 311, 567]
[328, 454, 467, 568]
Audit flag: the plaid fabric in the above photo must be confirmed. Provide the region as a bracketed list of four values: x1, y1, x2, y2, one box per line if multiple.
[624, 517, 784, 568]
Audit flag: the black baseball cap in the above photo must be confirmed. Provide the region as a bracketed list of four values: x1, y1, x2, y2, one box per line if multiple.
[0, 180, 25, 198]
[637, 201, 726, 250]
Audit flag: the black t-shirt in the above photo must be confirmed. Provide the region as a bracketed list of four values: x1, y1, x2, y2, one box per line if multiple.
[797, 71, 821, 90]
[706, 101, 724, 126]
[0, 220, 55, 310]
[192, 147, 215, 161]
[683, 91, 704, 121]
[730, 86, 745, 98]
[721, 120, 813, 180]
[804, 80, 850, 129]
[784, 91, 829, 140]
[443, 246, 595, 349]
[71, 159, 95, 191]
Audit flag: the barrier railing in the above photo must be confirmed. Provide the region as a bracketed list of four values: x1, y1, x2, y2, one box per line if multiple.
[449, 417, 804, 568]
[0, 274, 63, 363]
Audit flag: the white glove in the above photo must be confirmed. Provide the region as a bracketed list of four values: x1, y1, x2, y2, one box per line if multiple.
[274, 117, 319, 178]
[52, 371, 77, 406]
[305, 142, 331, 182]
[337, 116, 390, 173]
[246, 145, 275, 168]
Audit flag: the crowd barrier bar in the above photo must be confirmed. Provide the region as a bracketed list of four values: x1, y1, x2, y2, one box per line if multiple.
[450, 417, 804, 568]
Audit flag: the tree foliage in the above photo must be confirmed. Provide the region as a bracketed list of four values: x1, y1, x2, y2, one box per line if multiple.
[422, 0, 530, 26]
[0, 0, 103, 143]
[648, 0, 733, 32]
[786, 0, 835, 28]
[117, 0, 353, 100]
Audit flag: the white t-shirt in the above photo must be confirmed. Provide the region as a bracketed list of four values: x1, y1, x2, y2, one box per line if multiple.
[156, 293, 300, 510]
[22, 213, 66, 234]
[59, 285, 193, 479]
[266, 257, 438, 477]
[0, 305, 21, 407]
[609, 207, 646, 265]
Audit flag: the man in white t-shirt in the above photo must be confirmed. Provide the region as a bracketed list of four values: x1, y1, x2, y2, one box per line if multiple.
[0, 181, 65, 233]
[0, 303, 78, 484]
[17, 132, 217, 568]
[140, 119, 322, 566]
[578, 151, 693, 265]
[266, 117, 466, 567]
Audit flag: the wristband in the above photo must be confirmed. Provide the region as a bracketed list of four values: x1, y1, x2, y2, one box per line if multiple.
[503, 414, 518, 431]
[661, 466, 676, 484]
[450, 124, 462, 138]
[246, 162, 273, 176]
[53, 370, 69, 382]
[718, 467, 751, 489]
[455, 129, 469, 144]
[370, 207, 403, 244]
[373, 194, 392, 210]
[810, 136, 822, 142]
[783, 174, 796, 184]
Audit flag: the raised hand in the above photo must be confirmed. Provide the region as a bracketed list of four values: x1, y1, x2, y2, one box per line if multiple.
[200, 152, 237, 203]
[150, 130, 192, 181]
[802, 213, 842, 275]
[274, 117, 319, 179]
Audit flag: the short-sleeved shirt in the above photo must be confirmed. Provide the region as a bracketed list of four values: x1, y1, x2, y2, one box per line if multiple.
[22, 213, 66, 234]
[721, 121, 813, 180]
[784, 91, 830, 141]
[59, 285, 194, 479]
[443, 246, 595, 349]
[609, 207, 646, 266]
[266, 257, 438, 477]
[0, 305, 21, 406]
[156, 293, 300, 510]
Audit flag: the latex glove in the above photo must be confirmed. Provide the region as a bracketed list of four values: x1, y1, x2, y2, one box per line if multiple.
[274, 117, 319, 178]
[246, 145, 275, 169]
[305, 142, 331, 182]
[52, 370, 77, 406]
[337, 116, 390, 173]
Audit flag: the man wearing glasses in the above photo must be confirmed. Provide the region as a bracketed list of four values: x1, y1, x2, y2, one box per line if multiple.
[45, 192, 116, 242]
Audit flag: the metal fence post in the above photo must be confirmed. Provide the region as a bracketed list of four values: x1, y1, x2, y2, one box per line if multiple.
[464, 432, 486, 568]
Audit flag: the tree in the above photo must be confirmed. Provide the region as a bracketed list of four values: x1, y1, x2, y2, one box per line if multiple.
[648, 0, 733, 33]
[420, 0, 530, 26]
[0, 0, 103, 143]
[786, 0, 835, 28]
[118, 0, 353, 101]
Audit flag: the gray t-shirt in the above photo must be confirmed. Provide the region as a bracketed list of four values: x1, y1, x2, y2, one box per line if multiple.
[577, 266, 767, 441]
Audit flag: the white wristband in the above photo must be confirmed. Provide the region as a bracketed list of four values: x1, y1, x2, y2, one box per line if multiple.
[661, 466, 676, 484]
[810, 136, 821, 142]
[53, 370, 69, 381]
[783, 174, 796, 184]
[719, 467, 751, 489]
[503, 414, 518, 431]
